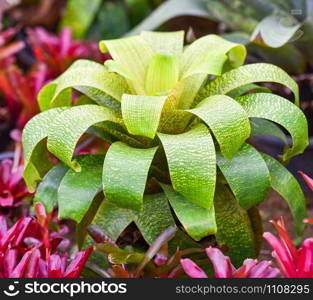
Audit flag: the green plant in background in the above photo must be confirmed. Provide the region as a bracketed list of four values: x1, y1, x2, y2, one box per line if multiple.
[22, 31, 308, 266]
[129, 0, 313, 74]
[60, 0, 165, 40]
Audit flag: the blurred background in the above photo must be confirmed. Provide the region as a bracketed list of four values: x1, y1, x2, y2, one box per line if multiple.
[0, 0, 313, 254]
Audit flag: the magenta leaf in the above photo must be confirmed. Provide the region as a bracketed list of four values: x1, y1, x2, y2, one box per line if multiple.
[180, 258, 208, 278]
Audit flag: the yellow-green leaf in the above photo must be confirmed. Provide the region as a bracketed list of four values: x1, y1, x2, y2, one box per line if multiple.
[200, 63, 299, 105]
[141, 30, 184, 56]
[145, 54, 179, 95]
[38, 60, 128, 112]
[22, 107, 67, 192]
[262, 154, 307, 235]
[237, 93, 308, 161]
[47, 105, 117, 171]
[103, 142, 158, 211]
[58, 155, 104, 223]
[100, 36, 155, 94]
[162, 184, 216, 241]
[188, 95, 250, 159]
[121, 94, 167, 139]
[158, 123, 216, 209]
[217, 143, 271, 209]
[180, 34, 246, 79]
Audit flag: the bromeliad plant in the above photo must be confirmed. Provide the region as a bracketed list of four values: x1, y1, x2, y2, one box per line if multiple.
[22, 30, 308, 265]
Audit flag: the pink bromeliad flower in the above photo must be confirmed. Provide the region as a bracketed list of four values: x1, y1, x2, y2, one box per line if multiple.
[181, 247, 279, 278]
[27, 27, 107, 79]
[0, 203, 93, 278]
[264, 217, 313, 278]
[0, 159, 28, 208]
[0, 27, 107, 128]
[298, 171, 313, 225]
[0, 130, 29, 209]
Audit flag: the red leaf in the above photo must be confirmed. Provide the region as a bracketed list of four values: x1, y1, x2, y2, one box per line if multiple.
[64, 247, 93, 278]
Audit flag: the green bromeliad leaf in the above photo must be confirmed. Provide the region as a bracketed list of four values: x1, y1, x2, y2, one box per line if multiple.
[178, 34, 246, 110]
[133, 193, 176, 245]
[94, 121, 145, 148]
[58, 155, 104, 223]
[199, 63, 299, 106]
[103, 142, 158, 211]
[180, 34, 246, 79]
[47, 105, 117, 171]
[38, 60, 128, 112]
[217, 143, 271, 210]
[188, 95, 250, 160]
[262, 154, 307, 235]
[121, 94, 167, 139]
[141, 31, 184, 56]
[214, 184, 258, 267]
[76, 194, 104, 250]
[22, 107, 67, 192]
[158, 124, 216, 209]
[227, 83, 271, 99]
[90, 193, 175, 245]
[91, 201, 133, 242]
[237, 93, 308, 161]
[145, 54, 180, 95]
[99, 36, 155, 95]
[250, 118, 288, 144]
[34, 163, 69, 213]
[161, 184, 216, 241]
[176, 74, 208, 110]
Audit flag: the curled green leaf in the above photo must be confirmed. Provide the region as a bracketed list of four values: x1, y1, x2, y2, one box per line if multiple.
[250, 118, 288, 144]
[217, 143, 271, 209]
[180, 34, 246, 79]
[89, 193, 175, 245]
[161, 184, 216, 241]
[134, 193, 176, 245]
[200, 63, 299, 106]
[38, 60, 128, 112]
[91, 201, 134, 242]
[34, 163, 69, 213]
[103, 142, 158, 211]
[158, 123, 216, 209]
[99, 36, 155, 94]
[227, 83, 271, 98]
[22, 107, 67, 192]
[262, 154, 307, 235]
[47, 105, 117, 170]
[58, 155, 104, 223]
[188, 95, 250, 160]
[121, 94, 167, 139]
[237, 93, 308, 160]
[141, 30, 184, 56]
[145, 54, 179, 95]
[215, 184, 258, 267]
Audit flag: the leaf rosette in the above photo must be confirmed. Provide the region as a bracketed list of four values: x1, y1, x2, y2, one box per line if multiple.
[23, 31, 308, 264]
